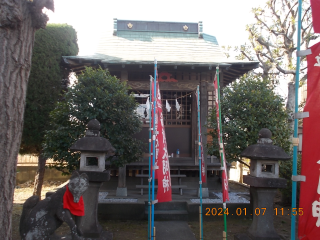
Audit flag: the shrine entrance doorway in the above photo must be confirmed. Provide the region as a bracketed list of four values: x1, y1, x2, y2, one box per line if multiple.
[133, 90, 195, 158]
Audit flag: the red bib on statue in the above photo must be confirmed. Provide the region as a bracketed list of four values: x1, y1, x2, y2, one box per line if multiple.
[63, 185, 85, 216]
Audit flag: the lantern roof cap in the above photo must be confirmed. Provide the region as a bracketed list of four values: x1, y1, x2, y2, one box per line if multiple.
[70, 119, 115, 154]
[240, 128, 290, 161]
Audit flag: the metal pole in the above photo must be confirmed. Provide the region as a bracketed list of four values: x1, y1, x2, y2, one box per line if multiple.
[151, 59, 157, 239]
[148, 76, 152, 240]
[197, 86, 203, 240]
[291, 0, 302, 239]
[216, 67, 227, 239]
[199, 206, 202, 240]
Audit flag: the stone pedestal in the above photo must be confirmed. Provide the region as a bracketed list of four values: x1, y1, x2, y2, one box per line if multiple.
[234, 176, 287, 240]
[76, 171, 111, 239]
[248, 188, 279, 240]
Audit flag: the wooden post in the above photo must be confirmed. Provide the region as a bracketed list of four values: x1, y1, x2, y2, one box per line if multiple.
[220, 70, 224, 99]
[116, 165, 127, 196]
[120, 70, 128, 82]
[192, 89, 197, 164]
[118, 166, 126, 188]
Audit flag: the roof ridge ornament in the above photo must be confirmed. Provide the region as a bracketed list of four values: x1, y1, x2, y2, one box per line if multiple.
[127, 23, 133, 29]
[113, 18, 117, 36]
[198, 21, 203, 38]
[183, 25, 188, 31]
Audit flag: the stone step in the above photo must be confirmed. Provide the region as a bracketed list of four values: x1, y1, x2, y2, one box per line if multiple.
[145, 210, 189, 221]
[145, 201, 188, 211]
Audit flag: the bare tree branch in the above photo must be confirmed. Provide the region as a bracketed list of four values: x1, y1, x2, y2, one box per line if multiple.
[241, 50, 254, 61]
[238, 158, 250, 168]
[275, 64, 295, 75]
[301, 6, 311, 23]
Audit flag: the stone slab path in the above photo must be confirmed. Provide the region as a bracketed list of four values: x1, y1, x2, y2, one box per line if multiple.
[154, 221, 196, 240]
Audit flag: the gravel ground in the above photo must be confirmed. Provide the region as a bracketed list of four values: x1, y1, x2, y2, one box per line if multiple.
[14, 180, 64, 204]
[190, 192, 250, 204]
[12, 181, 293, 240]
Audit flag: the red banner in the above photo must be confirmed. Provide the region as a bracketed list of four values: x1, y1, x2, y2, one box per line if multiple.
[195, 91, 206, 183]
[311, 0, 320, 33]
[151, 80, 172, 202]
[213, 74, 229, 202]
[200, 134, 206, 183]
[298, 41, 320, 239]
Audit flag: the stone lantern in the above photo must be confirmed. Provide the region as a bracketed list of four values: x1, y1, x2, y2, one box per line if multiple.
[235, 128, 290, 240]
[70, 119, 115, 239]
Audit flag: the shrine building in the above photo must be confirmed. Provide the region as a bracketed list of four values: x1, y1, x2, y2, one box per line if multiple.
[62, 19, 258, 183]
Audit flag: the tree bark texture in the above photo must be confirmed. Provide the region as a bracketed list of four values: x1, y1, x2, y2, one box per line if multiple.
[286, 81, 296, 131]
[0, 1, 53, 239]
[32, 153, 47, 198]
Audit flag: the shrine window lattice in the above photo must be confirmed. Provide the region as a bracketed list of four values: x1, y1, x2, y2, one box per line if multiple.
[208, 91, 214, 116]
[132, 90, 192, 126]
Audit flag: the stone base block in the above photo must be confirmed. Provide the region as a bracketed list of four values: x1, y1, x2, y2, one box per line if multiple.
[197, 187, 209, 198]
[116, 187, 127, 197]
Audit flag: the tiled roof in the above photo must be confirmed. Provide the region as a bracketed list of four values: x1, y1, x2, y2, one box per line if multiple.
[63, 20, 259, 83]
[81, 30, 226, 65]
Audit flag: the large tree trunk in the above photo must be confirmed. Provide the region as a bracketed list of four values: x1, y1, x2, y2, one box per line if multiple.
[33, 153, 47, 198]
[0, 1, 53, 239]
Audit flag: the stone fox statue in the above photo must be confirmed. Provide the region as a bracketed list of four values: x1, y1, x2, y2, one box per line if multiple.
[20, 171, 89, 240]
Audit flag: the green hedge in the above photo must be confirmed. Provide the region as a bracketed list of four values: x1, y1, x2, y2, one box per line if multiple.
[20, 24, 78, 154]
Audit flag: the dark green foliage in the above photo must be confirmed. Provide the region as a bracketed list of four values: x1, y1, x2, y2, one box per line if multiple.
[208, 74, 296, 203]
[43, 67, 144, 174]
[208, 74, 291, 161]
[20, 24, 79, 154]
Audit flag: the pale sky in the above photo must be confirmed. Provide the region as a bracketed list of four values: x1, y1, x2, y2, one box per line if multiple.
[46, 0, 294, 97]
[47, 0, 267, 55]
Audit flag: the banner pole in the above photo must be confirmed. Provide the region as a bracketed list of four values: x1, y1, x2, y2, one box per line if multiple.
[148, 76, 152, 240]
[216, 67, 228, 239]
[197, 86, 204, 240]
[291, 0, 302, 239]
[151, 59, 157, 239]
